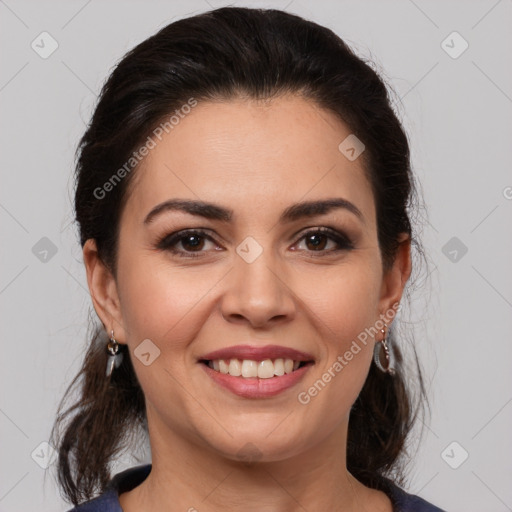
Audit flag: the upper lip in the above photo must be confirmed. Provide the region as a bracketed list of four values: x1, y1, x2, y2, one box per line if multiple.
[199, 344, 315, 362]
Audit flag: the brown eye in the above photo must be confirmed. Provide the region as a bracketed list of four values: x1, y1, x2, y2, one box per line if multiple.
[295, 228, 354, 255]
[180, 234, 206, 251]
[157, 229, 219, 258]
[157, 227, 353, 259]
[304, 233, 329, 251]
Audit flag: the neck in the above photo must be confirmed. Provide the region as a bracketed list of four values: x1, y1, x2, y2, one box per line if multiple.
[120, 410, 389, 512]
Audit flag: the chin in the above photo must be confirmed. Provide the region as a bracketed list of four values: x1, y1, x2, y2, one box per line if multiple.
[199, 423, 313, 465]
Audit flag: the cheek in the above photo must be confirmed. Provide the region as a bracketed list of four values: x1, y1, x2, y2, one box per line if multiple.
[313, 258, 382, 342]
[115, 253, 222, 426]
[117, 242, 383, 363]
[296, 257, 382, 412]
[117, 255, 215, 347]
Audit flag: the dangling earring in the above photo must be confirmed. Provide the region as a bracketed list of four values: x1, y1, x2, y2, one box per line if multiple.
[373, 326, 395, 376]
[106, 330, 123, 377]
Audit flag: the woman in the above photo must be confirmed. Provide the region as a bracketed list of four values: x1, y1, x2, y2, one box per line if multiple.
[52, 6, 445, 511]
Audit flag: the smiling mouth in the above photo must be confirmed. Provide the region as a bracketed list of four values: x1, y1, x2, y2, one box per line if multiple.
[199, 358, 314, 379]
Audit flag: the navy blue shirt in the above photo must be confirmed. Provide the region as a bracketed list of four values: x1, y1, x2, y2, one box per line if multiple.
[69, 464, 445, 511]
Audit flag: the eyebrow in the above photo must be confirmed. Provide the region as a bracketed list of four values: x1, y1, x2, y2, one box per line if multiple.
[143, 197, 364, 225]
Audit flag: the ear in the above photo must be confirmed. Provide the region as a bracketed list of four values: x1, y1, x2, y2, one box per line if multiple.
[378, 233, 412, 318]
[83, 239, 127, 343]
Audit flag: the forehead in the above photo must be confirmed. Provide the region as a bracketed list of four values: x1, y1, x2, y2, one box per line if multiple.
[124, 94, 375, 225]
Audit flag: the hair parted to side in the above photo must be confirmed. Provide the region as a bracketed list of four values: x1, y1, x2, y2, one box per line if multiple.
[51, 6, 429, 506]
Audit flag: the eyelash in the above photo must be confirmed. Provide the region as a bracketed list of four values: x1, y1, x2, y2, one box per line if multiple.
[156, 227, 354, 259]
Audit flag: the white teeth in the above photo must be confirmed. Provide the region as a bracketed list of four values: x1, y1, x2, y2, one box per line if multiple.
[274, 358, 285, 376]
[228, 359, 242, 376]
[208, 357, 305, 378]
[258, 359, 274, 379]
[241, 359, 258, 378]
[219, 360, 229, 374]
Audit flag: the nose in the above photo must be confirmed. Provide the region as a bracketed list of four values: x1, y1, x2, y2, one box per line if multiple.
[220, 246, 296, 329]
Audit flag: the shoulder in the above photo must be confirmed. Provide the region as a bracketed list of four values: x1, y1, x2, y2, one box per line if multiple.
[66, 465, 152, 512]
[66, 465, 446, 512]
[66, 489, 120, 512]
[382, 478, 446, 512]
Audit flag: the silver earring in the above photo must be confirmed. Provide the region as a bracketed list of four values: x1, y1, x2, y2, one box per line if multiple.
[373, 327, 395, 376]
[106, 330, 123, 377]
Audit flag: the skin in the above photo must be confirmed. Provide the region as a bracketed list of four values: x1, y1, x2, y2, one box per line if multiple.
[84, 94, 411, 512]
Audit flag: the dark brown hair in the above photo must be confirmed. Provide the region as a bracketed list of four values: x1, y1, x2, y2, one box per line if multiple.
[52, 6, 429, 505]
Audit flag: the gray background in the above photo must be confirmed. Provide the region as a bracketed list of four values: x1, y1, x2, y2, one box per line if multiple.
[1, 1, 511, 511]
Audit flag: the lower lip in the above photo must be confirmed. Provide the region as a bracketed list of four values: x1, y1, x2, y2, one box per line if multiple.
[200, 363, 313, 399]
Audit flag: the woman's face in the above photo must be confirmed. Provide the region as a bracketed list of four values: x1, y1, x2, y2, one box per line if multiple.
[87, 94, 409, 463]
